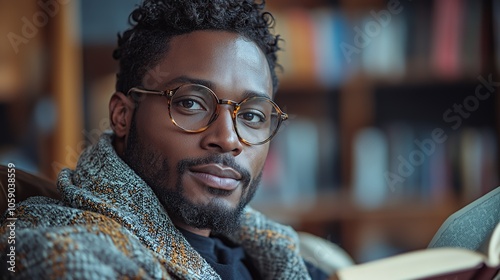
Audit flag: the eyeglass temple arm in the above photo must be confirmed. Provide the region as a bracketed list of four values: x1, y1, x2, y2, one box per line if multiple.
[273, 111, 288, 120]
[127, 87, 168, 96]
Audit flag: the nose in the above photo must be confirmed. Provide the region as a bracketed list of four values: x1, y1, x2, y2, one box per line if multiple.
[200, 106, 244, 156]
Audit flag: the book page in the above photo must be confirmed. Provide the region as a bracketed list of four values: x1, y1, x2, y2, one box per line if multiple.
[481, 222, 500, 265]
[335, 248, 485, 280]
[428, 187, 500, 251]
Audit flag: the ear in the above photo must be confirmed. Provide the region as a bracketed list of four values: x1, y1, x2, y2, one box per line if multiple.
[109, 92, 135, 138]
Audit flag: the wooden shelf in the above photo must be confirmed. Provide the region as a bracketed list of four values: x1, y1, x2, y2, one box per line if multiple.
[253, 190, 459, 225]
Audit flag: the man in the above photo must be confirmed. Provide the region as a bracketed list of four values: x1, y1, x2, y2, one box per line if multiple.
[0, 0, 329, 279]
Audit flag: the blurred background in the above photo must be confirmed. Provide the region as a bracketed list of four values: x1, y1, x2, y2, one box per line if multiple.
[0, 0, 499, 263]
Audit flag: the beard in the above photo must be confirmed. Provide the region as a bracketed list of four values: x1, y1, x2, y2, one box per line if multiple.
[123, 114, 261, 235]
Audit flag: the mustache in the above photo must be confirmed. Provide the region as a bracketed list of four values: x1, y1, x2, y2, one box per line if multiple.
[177, 154, 252, 186]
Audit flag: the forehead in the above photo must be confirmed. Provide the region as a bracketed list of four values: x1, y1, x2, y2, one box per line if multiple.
[146, 30, 273, 99]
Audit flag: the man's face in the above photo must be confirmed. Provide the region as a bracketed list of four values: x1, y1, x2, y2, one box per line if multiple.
[123, 31, 273, 234]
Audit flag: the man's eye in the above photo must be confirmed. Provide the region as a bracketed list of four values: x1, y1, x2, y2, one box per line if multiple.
[176, 98, 204, 110]
[238, 111, 265, 124]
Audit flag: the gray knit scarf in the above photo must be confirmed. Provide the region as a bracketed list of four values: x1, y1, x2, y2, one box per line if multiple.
[0, 131, 310, 279]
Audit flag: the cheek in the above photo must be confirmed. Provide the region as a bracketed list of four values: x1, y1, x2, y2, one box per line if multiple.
[135, 99, 167, 134]
[136, 99, 185, 150]
[134, 101, 182, 164]
[246, 144, 269, 175]
[136, 106, 209, 184]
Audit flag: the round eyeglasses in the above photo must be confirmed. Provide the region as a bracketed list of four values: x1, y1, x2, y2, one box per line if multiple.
[127, 84, 288, 145]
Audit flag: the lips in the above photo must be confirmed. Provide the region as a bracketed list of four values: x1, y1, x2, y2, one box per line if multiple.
[189, 164, 242, 191]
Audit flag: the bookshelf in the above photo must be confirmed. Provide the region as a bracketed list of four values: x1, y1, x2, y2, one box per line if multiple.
[252, 0, 500, 262]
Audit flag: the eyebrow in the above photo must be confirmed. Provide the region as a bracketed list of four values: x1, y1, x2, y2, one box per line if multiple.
[164, 75, 271, 100]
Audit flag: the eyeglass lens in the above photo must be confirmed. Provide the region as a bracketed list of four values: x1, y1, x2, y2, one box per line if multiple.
[169, 84, 280, 144]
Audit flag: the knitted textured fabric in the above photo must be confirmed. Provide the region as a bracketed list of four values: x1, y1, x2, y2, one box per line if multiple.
[0, 131, 310, 279]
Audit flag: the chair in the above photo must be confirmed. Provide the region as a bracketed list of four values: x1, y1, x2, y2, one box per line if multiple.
[0, 165, 60, 214]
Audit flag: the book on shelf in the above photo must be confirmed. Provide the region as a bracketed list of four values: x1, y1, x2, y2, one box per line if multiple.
[432, 0, 464, 79]
[255, 118, 319, 207]
[271, 0, 495, 87]
[352, 127, 389, 209]
[461, 0, 482, 75]
[495, 0, 500, 72]
[332, 186, 500, 280]
[284, 8, 316, 83]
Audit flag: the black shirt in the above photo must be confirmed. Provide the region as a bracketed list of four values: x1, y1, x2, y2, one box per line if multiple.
[178, 227, 329, 280]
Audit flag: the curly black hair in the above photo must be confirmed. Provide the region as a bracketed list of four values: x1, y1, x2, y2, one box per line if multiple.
[113, 0, 281, 95]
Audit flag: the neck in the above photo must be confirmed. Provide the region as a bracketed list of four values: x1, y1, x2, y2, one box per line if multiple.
[174, 221, 211, 237]
[112, 134, 126, 159]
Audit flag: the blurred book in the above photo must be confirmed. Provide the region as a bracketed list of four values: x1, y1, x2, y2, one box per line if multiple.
[384, 123, 418, 198]
[316, 119, 340, 190]
[427, 137, 451, 202]
[461, 0, 482, 76]
[458, 128, 498, 201]
[432, 0, 464, 79]
[361, 16, 406, 78]
[405, 0, 433, 75]
[311, 9, 345, 87]
[352, 127, 388, 209]
[480, 129, 498, 195]
[495, 0, 500, 73]
[256, 118, 319, 207]
[285, 8, 317, 84]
